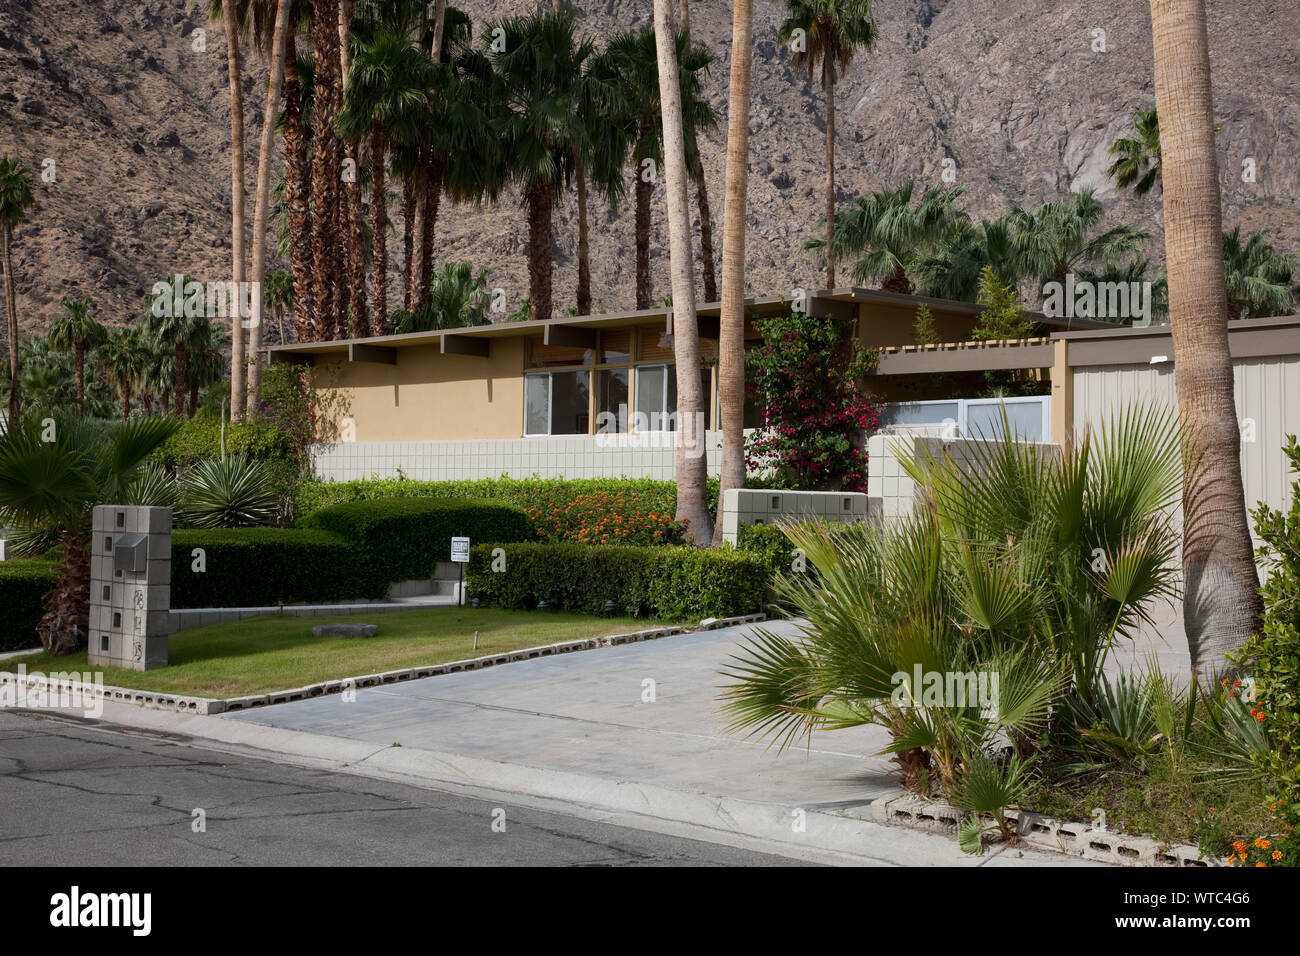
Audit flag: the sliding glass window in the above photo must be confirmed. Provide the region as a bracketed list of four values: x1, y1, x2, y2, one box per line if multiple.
[524, 370, 590, 436]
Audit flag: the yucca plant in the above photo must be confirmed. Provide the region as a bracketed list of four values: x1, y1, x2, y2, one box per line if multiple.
[179, 456, 280, 529]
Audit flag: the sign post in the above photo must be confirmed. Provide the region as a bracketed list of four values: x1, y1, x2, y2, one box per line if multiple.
[450, 536, 471, 607]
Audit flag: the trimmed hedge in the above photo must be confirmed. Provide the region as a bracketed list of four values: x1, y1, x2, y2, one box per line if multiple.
[0, 559, 56, 651]
[298, 497, 535, 585]
[465, 542, 766, 619]
[171, 528, 385, 607]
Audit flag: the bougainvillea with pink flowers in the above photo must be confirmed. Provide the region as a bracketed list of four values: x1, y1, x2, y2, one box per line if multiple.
[744, 313, 879, 492]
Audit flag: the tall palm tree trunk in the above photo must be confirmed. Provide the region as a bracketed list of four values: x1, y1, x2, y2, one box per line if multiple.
[311, 0, 343, 340]
[1150, 0, 1262, 678]
[576, 153, 592, 315]
[712, 0, 752, 546]
[634, 162, 652, 309]
[402, 179, 416, 312]
[173, 342, 187, 417]
[408, 158, 427, 313]
[119, 384, 131, 421]
[419, 155, 441, 311]
[823, 58, 836, 288]
[527, 179, 554, 322]
[370, 125, 389, 334]
[40, 529, 90, 655]
[2, 225, 17, 421]
[692, 153, 717, 301]
[346, 140, 368, 337]
[249, 0, 293, 416]
[654, 0, 712, 544]
[284, 30, 314, 342]
[74, 341, 85, 417]
[223, 2, 248, 422]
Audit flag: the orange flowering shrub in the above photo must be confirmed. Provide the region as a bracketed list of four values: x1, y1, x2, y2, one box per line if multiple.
[522, 490, 685, 546]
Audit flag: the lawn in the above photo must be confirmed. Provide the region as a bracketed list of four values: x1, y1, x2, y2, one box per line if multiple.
[0, 607, 648, 700]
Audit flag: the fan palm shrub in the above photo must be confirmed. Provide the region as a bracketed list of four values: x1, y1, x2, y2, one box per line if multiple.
[721, 403, 1183, 845]
[179, 456, 281, 528]
[0, 412, 179, 653]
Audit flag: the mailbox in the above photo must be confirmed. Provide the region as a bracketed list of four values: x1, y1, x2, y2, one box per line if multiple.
[112, 533, 149, 574]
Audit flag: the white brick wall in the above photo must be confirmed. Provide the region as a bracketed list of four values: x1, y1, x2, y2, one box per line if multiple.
[720, 488, 870, 544]
[311, 432, 725, 482]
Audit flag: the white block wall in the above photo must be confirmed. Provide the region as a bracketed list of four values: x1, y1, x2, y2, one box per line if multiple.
[720, 488, 870, 544]
[312, 432, 724, 482]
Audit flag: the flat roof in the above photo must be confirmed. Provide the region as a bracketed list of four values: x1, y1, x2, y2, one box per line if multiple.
[265, 287, 1115, 357]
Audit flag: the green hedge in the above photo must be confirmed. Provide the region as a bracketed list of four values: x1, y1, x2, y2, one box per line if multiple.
[298, 497, 535, 585]
[151, 419, 296, 469]
[0, 559, 56, 651]
[465, 542, 766, 619]
[170, 528, 385, 607]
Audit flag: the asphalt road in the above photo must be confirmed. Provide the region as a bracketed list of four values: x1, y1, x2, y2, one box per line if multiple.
[0, 710, 807, 866]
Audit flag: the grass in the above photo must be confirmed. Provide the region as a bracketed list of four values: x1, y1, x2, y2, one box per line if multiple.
[0, 607, 648, 699]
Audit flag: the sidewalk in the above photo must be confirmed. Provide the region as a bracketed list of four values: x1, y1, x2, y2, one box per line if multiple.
[83, 620, 1103, 866]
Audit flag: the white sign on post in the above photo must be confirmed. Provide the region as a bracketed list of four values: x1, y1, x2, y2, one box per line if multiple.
[450, 537, 471, 563]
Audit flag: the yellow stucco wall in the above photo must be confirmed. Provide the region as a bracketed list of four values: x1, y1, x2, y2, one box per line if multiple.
[314, 337, 526, 442]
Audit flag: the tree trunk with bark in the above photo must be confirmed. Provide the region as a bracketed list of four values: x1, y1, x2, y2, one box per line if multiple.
[311, 0, 343, 340]
[370, 124, 389, 334]
[654, 0, 713, 544]
[576, 153, 592, 315]
[2, 226, 18, 421]
[74, 341, 85, 417]
[223, 2, 248, 422]
[346, 139, 368, 337]
[635, 157, 652, 309]
[527, 179, 554, 322]
[1149, 0, 1263, 679]
[40, 531, 90, 655]
[403, 179, 416, 313]
[823, 57, 837, 289]
[248, 0, 292, 416]
[419, 154, 441, 312]
[283, 30, 314, 342]
[711, 0, 752, 546]
[692, 153, 717, 302]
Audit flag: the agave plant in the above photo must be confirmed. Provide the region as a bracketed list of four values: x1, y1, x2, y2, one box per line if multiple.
[179, 456, 280, 529]
[0, 413, 179, 653]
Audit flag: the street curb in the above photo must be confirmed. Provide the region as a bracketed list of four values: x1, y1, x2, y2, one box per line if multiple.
[870, 789, 1215, 867]
[0, 613, 768, 717]
[67, 700, 1096, 868]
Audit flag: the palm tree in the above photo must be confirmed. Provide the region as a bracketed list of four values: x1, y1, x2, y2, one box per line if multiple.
[100, 326, 145, 420]
[282, 9, 315, 342]
[47, 297, 106, 418]
[341, 17, 441, 335]
[247, 0, 294, 418]
[605, 26, 715, 310]
[264, 267, 295, 343]
[653, 0, 712, 544]
[0, 413, 178, 654]
[574, 45, 631, 315]
[913, 216, 1021, 302]
[142, 277, 211, 417]
[1222, 226, 1297, 320]
[713, 0, 753, 546]
[199, 0, 251, 421]
[484, 9, 592, 322]
[780, 0, 876, 289]
[310, 0, 345, 340]
[0, 155, 35, 422]
[1008, 187, 1149, 289]
[1107, 107, 1162, 197]
[1150, 0, 1262, 678]
[829, 180, 966, 293]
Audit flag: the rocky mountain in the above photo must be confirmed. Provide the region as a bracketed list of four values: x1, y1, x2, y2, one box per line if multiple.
[1, 0, 1296, 334]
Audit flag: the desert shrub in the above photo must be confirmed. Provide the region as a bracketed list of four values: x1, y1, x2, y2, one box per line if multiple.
[465, 542, 766, 619]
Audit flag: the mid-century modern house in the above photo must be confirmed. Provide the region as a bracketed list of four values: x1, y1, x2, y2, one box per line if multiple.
[269, 288, 1101, 480]
[266, 290, 1299, 521]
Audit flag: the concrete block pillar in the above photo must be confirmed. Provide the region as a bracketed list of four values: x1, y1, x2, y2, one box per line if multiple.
[89, 505, 172, 671]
